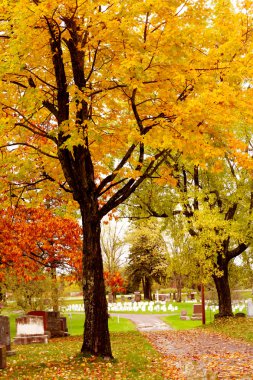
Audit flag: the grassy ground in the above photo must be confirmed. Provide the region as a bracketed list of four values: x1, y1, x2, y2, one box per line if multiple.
[6, 313, 136, 338]
[5, 301, 215, 337]
[1, 333, 179, 379]
[66, 314, 136, 335]
[2, 309, 253, 379]
[162, 303, 215, 329]
[205, 316, 253, 343]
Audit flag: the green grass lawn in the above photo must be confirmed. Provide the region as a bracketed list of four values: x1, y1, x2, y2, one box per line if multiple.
[1, 307, 253, 379]
[1, 332, 179, 379]
[66, 313, 136, 335]
[5, 301, 215, 337]
[205, 316, 253, 343]
[5, 312, 136, 339]
[162, 303, 215, 330]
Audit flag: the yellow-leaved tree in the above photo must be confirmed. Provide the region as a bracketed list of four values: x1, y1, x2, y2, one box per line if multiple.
[0, 0, 253, 357]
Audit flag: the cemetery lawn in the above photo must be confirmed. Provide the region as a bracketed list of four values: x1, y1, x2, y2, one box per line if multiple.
[6, 313, 136, 338]
[205, 316, 253, 343]
[1, 333, 180, 380]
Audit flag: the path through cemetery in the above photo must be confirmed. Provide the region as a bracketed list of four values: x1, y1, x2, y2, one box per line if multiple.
[144, 329, 253, 379]
[115, 314, 253, 379]
[112, 313, 172, 331]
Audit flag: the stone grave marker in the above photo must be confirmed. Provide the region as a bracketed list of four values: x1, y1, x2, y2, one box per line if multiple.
[0, 345, 6, 369]
[134, 291, 141, 302]
[47, 311, 65, 337]
[180, 310, 190, 320]
[247, 299, 253, 317]
[59, 317, 69, 336]
[27, 311, 49, 336]
[13, 315, 48, 345]
[191, 304, 202, 320]
[0, 316, 15, 355]
[108, 293, 114, 303]
[28, 311, 68, 338]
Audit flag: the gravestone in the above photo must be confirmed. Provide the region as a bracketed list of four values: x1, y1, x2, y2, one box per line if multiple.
[0, 316, 11, 351]
[191, 304, 202, 320]
[13, 315, 48, 345]
[180, 310, 190, 320]
[0, 345, 6, 369]
[134, 292, 141, 302]
[108, 293, 114, 303]
[247, 299, 253, 317]
[47, 311, 65, 338]
[28, 311, 68, 338]
[0, 316, 15, 355]
[27, 311, 48, 331]
[59, 317, 69, 336]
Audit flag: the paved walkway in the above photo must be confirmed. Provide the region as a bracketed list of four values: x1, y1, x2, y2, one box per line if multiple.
[113, 314, 253, 379]
[111, 313, 172, 331]
[144, 330, 253, 379]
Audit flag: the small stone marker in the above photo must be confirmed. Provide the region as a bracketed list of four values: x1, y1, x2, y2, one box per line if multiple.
[247, 299, 253, 317]
[191, 304, 202, 320]
[0, 316, 15, 355]
[108, 293, 114, 303]
[14, 315, 48, 345]
[0, 345, 6, 369]
[180, 310, 190, 320]
[134, 292, 141, 302]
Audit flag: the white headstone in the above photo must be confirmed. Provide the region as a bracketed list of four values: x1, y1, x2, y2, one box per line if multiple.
[16, 316, 44, 336]
[247, 299, 253, 317]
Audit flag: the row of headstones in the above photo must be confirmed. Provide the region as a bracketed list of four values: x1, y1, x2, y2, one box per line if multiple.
[0, 311, 69, 369]
[180, 300, 253, 320]
[108, 292, 174, 303]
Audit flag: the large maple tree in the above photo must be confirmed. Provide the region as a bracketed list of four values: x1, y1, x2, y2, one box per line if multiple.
[0, 0, 253, 357]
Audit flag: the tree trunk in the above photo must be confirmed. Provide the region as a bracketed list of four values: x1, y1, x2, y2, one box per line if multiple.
[213, 261, 233, 317]
[143, 277, 152, 300]
[51, 267, 59, 312]
[81, 213, 112, 358]
[176, 276, 182, 302]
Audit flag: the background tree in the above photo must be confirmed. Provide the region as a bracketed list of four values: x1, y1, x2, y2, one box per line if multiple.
[104, 271, 126, 302]
[126, 157, 253, 316]
[126, 220, 168, 300]
[2, 270, 65, 313]
[0, 205, 82, 311]
[101, 221, 127, 273]
[165, 217, 197, 302]
[1, 0, 253, 356]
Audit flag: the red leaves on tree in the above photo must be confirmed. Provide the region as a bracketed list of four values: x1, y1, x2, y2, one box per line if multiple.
[104, 271, 126, 296]
[0, 206, 82, 281]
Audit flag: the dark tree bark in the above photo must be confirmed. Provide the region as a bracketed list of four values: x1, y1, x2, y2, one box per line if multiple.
[81, 212, 112, 357]
[212, 241, 248, 317]
[213, 262, 233, 317]
[176, 276, 182, 302]
[143, 277, 152, 300]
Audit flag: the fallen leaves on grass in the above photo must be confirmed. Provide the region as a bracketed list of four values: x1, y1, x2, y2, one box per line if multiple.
[145, 329, 253, 379]
[0, 333, 181, 379]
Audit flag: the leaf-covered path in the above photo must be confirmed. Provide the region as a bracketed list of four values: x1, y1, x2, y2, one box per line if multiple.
[112, 313, 172, 331]
[144, 330, 253, 379]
